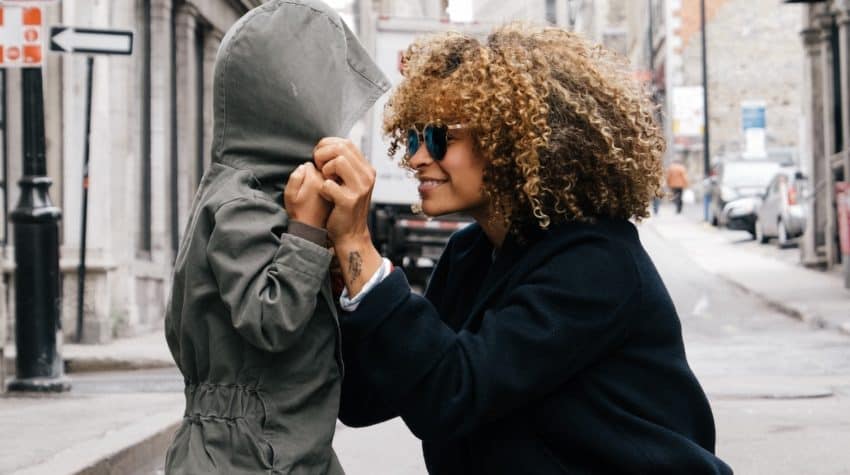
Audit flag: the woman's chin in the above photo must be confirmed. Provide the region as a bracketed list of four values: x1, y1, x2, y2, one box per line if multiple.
[421, 201, 450, 217]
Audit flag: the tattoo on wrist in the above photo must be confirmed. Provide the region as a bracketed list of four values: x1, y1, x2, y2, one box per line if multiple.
[348, 251, 362, 285]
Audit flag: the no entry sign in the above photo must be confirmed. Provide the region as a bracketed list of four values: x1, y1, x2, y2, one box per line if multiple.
[0, 5, 43, 67]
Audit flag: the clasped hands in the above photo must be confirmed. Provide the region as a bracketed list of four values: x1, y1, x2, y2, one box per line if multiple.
[284, 137, 383, 296]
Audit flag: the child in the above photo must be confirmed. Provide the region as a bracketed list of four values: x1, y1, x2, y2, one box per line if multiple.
[163, 1, 388, 473]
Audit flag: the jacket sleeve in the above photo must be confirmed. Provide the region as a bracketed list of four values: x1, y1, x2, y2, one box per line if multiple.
[338, 233, 458, 427]
[206, 196, 333, 353]
[340, 238, 639, 441]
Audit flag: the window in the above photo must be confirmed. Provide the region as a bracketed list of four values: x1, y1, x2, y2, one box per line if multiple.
[196, 23, 206, 184]
[831, 20, 843, 153]
[0, 70, 7, 245]
[546, 0, 556, 25]
[139, 0, 153, 254]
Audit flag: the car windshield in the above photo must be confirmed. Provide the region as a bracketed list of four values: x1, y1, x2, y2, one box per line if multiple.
[723, 162, 781, 188]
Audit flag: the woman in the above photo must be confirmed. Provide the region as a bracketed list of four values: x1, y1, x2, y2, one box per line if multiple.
[315, 24, 732, 474]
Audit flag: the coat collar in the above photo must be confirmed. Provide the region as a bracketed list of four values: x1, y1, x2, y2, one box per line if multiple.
[462, 224, 540, 327]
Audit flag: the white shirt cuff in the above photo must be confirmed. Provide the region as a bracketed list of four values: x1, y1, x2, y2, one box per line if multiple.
[339, 258, 394, 312]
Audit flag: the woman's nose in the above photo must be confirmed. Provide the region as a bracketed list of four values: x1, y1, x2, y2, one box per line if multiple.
[407, 143, 433, 169]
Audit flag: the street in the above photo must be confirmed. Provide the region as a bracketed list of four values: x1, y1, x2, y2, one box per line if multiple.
[644, 206, 850, 475]
[55, 204, 850, 475]
[334, 204, 850, 474]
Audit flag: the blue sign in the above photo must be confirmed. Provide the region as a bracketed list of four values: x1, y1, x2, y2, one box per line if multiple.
[742, 105, 766, 130]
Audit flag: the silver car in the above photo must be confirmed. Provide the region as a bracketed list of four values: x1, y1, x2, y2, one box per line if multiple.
[754, 167, 808, 247]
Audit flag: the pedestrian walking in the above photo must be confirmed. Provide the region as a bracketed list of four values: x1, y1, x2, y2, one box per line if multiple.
[667, 160, 690, 214]
[161, 1, 388, 473]
[314, 24, 731, 474]
[702, 173, 717, 222]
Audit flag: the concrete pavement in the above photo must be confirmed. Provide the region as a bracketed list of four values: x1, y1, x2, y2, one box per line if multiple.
[1, 332, 180, 475]
[3, 331, 174, 375]
[642, 209, 850, 337]
[0, 391, 182, 475]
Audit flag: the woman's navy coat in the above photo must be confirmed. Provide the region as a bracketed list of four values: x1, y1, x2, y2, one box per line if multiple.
[339, 218, 732, 474]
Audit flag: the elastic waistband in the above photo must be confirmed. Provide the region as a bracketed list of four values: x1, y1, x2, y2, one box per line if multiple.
[184, 383, 266, 422]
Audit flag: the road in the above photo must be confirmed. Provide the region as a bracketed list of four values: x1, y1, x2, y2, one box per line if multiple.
[81, 203, 850, 474]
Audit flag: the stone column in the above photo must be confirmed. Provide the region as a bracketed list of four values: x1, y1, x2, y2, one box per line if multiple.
[127, 0, 173, 335]
[838, 1, 850, 286]
[149, 0, 173, 263]
[818, 12, 838, 268]
[801, 25, 827, 267]
[203, 30, 222, 175]
[175, 4, 200, 235]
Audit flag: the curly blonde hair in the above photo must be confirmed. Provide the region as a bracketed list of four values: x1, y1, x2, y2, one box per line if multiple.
[383, 23, 665, 233]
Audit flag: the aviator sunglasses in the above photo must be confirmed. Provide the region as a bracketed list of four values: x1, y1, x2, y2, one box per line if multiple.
[406, 123, 466, 161]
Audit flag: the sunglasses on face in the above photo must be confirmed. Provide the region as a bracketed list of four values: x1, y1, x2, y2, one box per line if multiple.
[406, 123, 466, 161]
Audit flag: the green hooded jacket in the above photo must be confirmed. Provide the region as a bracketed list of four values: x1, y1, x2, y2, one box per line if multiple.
[163, 1, 389, 473]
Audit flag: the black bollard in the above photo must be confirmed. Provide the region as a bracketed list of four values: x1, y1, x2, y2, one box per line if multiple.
[7, 68, 70, 392]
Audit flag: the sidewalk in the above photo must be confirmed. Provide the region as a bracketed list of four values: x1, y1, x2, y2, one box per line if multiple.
[643, 211, 850, 336]
[0, 392, 182, 475]
[2, 332, 180, 475]
[3, 331, 174, 374]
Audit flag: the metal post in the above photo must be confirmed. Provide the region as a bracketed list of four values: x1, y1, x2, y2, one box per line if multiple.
[76, 57, 94, 343]
[700, 0, 711, 178]
[7, 68, 70, 392]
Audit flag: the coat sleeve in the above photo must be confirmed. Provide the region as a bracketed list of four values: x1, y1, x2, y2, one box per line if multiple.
[340, 238, 639, 441]
[338, 234, 457, 427]
[206, 196, 333, 353]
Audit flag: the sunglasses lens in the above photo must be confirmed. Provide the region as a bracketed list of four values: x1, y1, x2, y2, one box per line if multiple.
[424, 125, 448, 161]
[406, 129, 420, 157]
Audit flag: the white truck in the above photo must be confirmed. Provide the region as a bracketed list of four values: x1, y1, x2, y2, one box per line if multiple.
[364, 17, 490, 286]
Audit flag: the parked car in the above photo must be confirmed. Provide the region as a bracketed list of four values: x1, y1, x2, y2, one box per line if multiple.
[721, 196, 762, 237]
[754, 167, 808, 247]
[710, 159, 783, 226]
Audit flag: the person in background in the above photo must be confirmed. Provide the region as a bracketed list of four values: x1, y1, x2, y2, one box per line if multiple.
[667, 160, 690, 214]
[313, 23, 731, 474]
[702, 171, 717, 222]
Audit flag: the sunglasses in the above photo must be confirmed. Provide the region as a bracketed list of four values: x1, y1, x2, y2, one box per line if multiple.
[406, 123, 466, 161]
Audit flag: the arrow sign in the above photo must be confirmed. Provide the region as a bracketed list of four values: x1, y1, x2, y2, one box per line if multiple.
[50, 27, 134, 55]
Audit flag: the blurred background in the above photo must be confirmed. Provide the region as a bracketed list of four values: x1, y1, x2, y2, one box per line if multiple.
[0, 1, 849, 474]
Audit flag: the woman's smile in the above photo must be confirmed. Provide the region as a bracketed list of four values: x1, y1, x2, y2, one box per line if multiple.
[418, 177, 448, 195]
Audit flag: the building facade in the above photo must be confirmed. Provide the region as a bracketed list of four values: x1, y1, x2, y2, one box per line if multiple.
[1, 0, 263, 344]
[670, 0, 805, 178]
[788, 0, 850, 278]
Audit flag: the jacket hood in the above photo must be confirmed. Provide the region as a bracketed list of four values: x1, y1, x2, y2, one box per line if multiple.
[211, 0, 390, 182]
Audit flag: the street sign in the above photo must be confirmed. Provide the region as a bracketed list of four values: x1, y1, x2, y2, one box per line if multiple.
[50, 26, 133, 55]
[0, 6, 44, 67]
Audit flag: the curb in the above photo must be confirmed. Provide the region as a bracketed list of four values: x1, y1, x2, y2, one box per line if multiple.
[3, 355, 175, 376]
[65, 357, 175, 374]
[715, 273, 836, 332]
[76, 421, 180, 475]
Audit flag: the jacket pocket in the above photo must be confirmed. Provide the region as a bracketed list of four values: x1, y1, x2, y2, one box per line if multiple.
[236, 418, 277, 472]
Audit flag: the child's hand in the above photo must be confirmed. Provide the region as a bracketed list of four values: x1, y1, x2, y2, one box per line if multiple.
[284, 163, 332, 229]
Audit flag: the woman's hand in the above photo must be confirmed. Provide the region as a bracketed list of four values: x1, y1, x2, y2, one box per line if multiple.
[314, 137, 383, 296]
[284, 162, 332, 229]
[313, 138, 376, 246]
